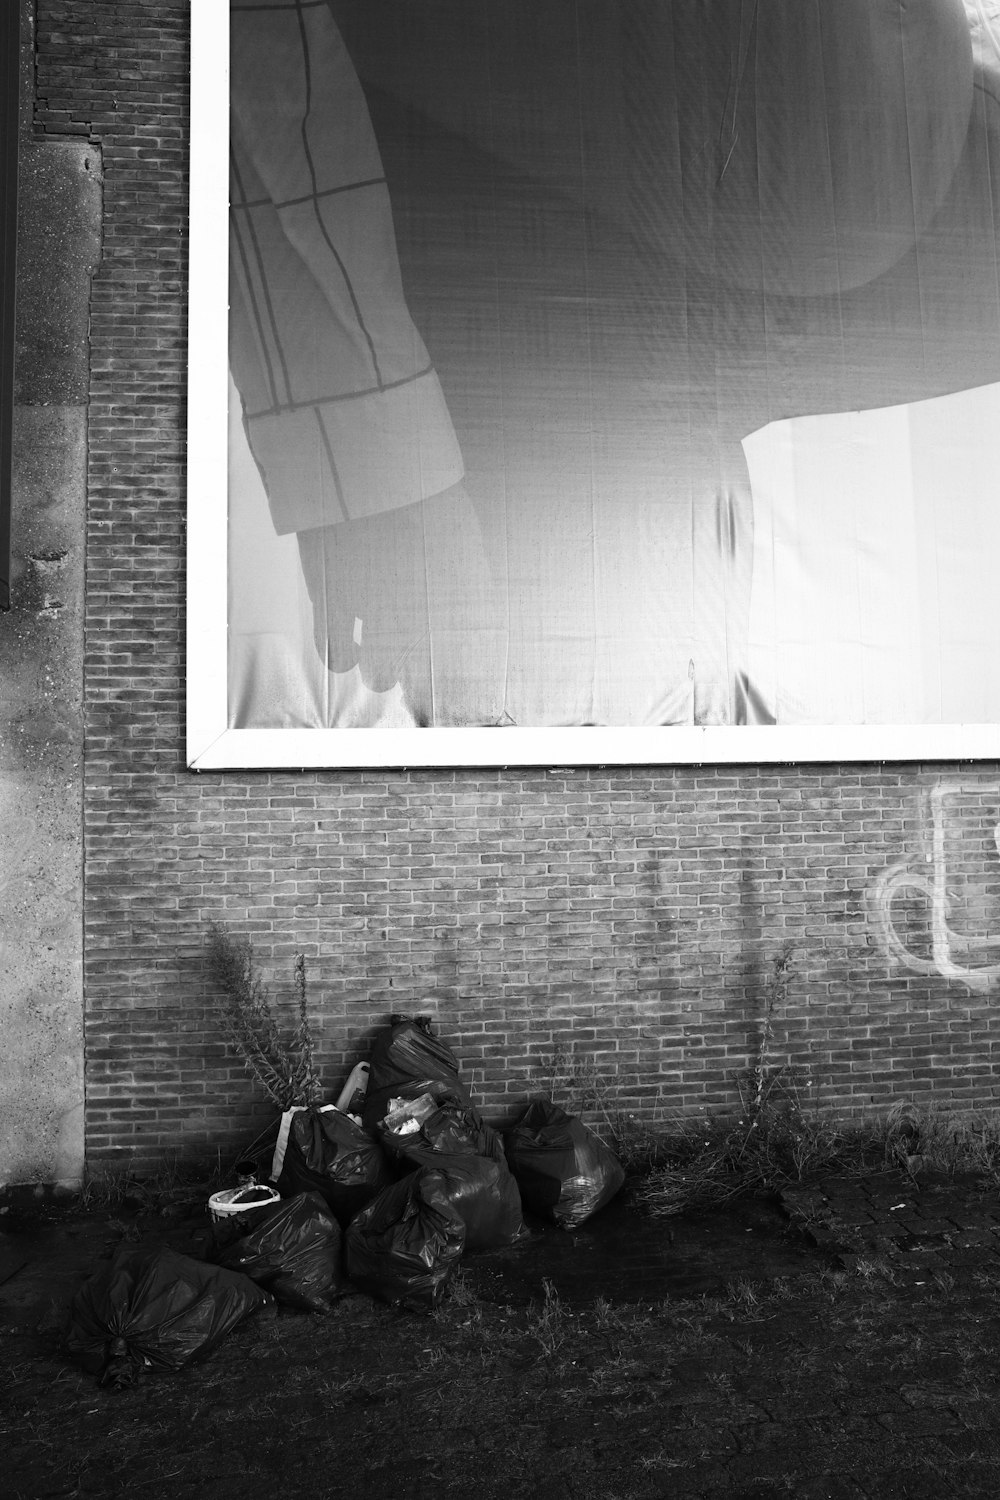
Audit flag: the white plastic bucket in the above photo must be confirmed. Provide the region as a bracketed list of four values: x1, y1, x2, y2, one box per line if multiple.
[208, 1184, 281, 1224]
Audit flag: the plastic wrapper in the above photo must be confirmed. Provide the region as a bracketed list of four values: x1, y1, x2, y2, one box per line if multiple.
[276, 1105, 393, 1226]
[363, 1015, 470, 1131]
[213, 1191, 345, 1313]
[378, 1089, 500, 1161]
[504, 1100, 626, 1229]
[381, 1090, 441, 1138]
[66, 1245, 271, 1382]
[344, 1167, 466, 1311]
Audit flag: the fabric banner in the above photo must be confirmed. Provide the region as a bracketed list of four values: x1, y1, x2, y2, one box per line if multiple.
[225, 0, 1000, 737]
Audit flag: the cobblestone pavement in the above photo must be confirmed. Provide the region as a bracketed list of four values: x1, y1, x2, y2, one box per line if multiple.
[780, 1168, 1000, 1281]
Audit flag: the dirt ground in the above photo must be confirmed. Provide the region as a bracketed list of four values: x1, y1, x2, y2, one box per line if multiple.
[3, 1171, 1000, 1500]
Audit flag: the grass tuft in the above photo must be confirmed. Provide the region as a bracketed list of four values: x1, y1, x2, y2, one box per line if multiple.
[632, 1096, 1000, 1219]
[532, 1278, 568, 1358]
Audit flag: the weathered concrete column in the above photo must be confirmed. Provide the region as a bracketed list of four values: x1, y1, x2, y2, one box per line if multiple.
[0, 1, 100, 1189]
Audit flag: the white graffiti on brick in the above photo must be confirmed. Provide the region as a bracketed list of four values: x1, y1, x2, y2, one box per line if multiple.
[872, 782, 1000, 993]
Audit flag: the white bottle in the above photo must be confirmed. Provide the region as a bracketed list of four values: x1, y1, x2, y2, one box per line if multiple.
[335, 1060, 370, 1114]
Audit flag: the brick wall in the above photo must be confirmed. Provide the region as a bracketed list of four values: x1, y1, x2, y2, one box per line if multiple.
[34, 1, 1000, 1176]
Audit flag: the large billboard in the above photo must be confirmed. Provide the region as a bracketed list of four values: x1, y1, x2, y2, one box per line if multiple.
[188, 1, 1000, 768]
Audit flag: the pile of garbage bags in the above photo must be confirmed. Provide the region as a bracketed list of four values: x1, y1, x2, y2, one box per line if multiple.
[67, 1015, 624, 1380]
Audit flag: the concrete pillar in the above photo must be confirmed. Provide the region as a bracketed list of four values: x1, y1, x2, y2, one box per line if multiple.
[0, 4, 101, 1189]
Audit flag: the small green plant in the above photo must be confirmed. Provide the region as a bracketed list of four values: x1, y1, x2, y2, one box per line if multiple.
[749, 945, 795, 1113]
[816, 1266, 848, 1300]
[442, 1266, 477, 1310]
[852, 1257, 896, 1284]
[77, 1166, 133, 1212]
[591, 1295, 625, 1331]
[77, 1154, 226, 1214]
[208, 923, 323, 1111]
[725, 1276, 762, 1315]
[532, 1277, 567, 1358]
[533, 1042, 604, 1117]
[532, 1043, 667, 1172]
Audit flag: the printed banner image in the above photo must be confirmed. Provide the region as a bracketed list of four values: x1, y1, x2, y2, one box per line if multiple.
[225, 0, 1000, 737]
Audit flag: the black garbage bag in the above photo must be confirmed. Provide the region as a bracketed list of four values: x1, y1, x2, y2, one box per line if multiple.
[344, 1168, 466, 1311]
[377, 1088, 500, 1162]
[213, 1191, 345, 1313]
[394, 1148, 525, 1250]
[369, 1014, 463, 1092]
[276, 1106, 393, 1226]
[66, 1244, 271, 1382]
[362, 1015, 470, 1132]
[378, 1095, 524, 1249]
[504, 1100, 626, 1229]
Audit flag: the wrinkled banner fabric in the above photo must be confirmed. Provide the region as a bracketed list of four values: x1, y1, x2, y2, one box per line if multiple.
[227, 0, 1000, 733]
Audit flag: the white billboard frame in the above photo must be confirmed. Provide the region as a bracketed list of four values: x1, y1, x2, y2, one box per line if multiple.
[186, 1, 1000, 771]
